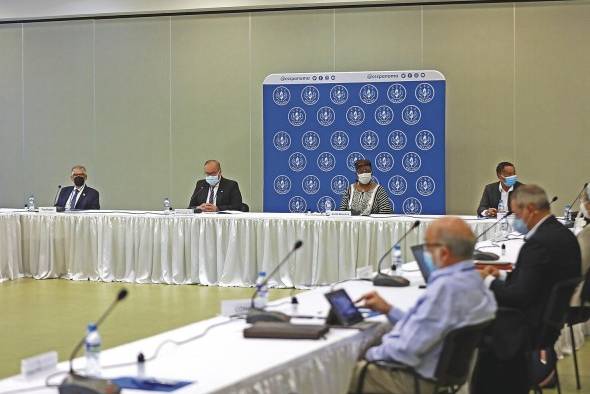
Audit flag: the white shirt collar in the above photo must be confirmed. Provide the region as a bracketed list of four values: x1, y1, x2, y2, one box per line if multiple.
[525, 214, 552, 240]
[498, 182, 513, 194]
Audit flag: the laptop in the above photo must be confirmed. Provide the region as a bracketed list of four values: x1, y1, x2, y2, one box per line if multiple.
[410, 244, 435, 284]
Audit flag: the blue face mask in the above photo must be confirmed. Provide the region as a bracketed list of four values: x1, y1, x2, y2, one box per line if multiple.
[503, 175, 518, 187]
[206, 175, 220, 186]
[512, 217, 529, 235]
[423, 250, 437, 275]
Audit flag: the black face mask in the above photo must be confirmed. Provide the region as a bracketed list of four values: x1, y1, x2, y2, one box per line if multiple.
[73, 176, 85, 187]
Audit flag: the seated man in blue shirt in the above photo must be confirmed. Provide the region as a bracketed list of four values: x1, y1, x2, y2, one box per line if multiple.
[349, 217, 497, 394]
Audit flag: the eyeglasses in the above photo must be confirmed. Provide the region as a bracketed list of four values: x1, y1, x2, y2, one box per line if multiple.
[416, 242, 444, 250]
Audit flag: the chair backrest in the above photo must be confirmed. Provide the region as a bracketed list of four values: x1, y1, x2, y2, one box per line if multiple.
[434, 320, 492, 386]
[539, 277, 582, 346]
[242, 203, 250, 212]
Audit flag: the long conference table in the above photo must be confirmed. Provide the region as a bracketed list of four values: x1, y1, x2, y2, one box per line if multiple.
[0, 209, 499, 286]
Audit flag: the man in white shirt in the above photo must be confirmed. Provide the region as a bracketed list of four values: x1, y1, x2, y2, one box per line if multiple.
[188, 160, 244, 212]
[55, 165, 100, 210]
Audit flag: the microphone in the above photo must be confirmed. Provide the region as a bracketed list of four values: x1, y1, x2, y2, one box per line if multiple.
[53, 185, 62, 206]
[373, 220, 420, 287]
[246, 241, 303, 323]
[566, 183, 587, 220]
[59, 289, 128, 394]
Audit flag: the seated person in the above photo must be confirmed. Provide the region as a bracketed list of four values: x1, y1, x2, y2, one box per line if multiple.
[572, 183, 590, 306]
[349, 217, 497, 394]
[55, 165, 100, 210]
[188, 160, 243, 212]
[474, 185, 581, 393]
[339, 159, 393, 215]
[477, 161, 523, 217]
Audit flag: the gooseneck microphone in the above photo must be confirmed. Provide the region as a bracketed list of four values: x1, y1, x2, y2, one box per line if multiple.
[566, 183, 588, 220]
[53, 185, 62, 206]
[373, 220, 420, 287]
[246, 241, 303, 323]
[59, 289, 128, 394]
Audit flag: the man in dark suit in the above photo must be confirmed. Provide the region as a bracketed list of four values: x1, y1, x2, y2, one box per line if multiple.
[477, 161, 523, 217]
[188, 160, 243, 212]
[55, 165, 100, 210]
[472, 185, 581, 393]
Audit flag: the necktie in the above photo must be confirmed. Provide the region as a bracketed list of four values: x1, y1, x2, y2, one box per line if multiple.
[207, 186, 215, 204]
[71, 189, 79, 209]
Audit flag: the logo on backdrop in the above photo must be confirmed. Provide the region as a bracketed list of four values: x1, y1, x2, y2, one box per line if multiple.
[330, 85, 349, 105]
[273, 86, 290, 106]
[346, 152, 365, 171]
[387, 83, 406, 104]
[416, 176, 436, 196]
[289, 196, 307, 213]
[346, 106, 365, 126]
[330, 131, 349, 150]
[388, 130, 407, 150]
[402, 105, 421, 125]
[359, 84, 379, 104]
[273, 131, 291, 151]
[288, 107, 306, 126]
[289, 152, 307, 172]
[403, 197, 422, 215]
[331, 175, 350, 194]
[388, 175, 407, 196]
[317, 106, 335, 126]
[402, 152, 422, 173]
[302, 131, 321, 150]
[415, 130, 435, 151]
[302, 175, 321, 195]
[415, 83, 435, 103]
[317, 196, 337, 212]
[301, 86, 320, 105]
[360, 130, 379, 151]
[375, 105, 394, 126]
[273, 175, 292, 195]
[375, 152, 395, 172]
[317, 152, 336, 172]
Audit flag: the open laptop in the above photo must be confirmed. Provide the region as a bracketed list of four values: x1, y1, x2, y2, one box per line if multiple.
[410, 244, 435, 284]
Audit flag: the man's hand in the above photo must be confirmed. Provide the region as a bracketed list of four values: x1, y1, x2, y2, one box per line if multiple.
[198, 203, 219, 212]
[478, 265, 500, 279]
[486, 208, 497, 217]
[355, 291, 392, 315]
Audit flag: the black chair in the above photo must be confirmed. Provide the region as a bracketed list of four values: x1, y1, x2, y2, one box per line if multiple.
[355, 320, 492, 394]
[531, 277, 582, 394]
[565, 274, 590, 390]
[241, 203, 250, 212]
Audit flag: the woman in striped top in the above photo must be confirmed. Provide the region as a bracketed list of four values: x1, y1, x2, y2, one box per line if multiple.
[339, 159, 393, 215]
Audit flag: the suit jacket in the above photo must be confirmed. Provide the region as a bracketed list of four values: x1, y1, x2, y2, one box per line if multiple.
[477, 181, 523, 216]
[55, 185, 100, 210]
[490, 215, 581, 348]
[188, 177, 243, 211]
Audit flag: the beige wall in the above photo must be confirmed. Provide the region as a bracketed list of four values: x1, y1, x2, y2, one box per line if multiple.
[0, 1, 588, 213]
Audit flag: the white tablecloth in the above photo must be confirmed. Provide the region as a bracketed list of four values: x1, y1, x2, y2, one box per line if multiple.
[0, 212, 23, 283]
[2, 210, 497, 287]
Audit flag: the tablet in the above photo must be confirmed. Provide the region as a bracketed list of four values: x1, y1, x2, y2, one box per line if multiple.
[324, 289, 364, 326]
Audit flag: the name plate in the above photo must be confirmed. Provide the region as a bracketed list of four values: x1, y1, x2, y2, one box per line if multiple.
[38, 207, 57, 213]
[174, 209, 194, 215]
[326, 210, 351, 217]
[221, 299, 251, 317]
[21, 351, 58, 378]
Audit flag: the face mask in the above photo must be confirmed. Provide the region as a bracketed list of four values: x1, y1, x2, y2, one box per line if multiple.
[503, 175, 518, 187]
[580, 201, 589, 219]
[513, 217, 529, 235]
[358, 173, 372, 185]
[73, 176, 85, 187]
[206, 175, 220, 186]
[423, 250, 437, 275]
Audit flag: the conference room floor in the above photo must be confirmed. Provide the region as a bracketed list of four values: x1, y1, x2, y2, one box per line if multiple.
[1, 279, 589, 393]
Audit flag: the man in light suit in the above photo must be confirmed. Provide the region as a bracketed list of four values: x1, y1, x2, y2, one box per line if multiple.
[188, 160, 243, 212]
[55, 165, 100, 210]
[477, 161, 523, 217]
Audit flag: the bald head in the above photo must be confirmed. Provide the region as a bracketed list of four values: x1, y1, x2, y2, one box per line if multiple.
[425, 217, 476, 267]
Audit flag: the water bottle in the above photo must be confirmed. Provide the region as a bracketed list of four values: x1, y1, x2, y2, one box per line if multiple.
[254, 272, 268, 309]
[564, 204, 572, 221]
[27, 195, 36, 211]
[163, 197, 172, 213]
[85, 323, 101, 377]
[392, 245, 403, 272]
[325, 200, 333, 215]
[497, 200, 508, 239]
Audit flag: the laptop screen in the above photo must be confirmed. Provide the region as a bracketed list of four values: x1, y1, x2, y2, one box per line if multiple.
[411, 244, 434, 284]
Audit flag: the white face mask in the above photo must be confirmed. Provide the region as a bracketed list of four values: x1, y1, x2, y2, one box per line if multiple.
[581, 201, 589, 219]
[358, 173, 372, 185]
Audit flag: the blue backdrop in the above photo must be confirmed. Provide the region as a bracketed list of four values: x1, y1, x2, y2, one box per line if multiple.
[263, 71, 446, 214]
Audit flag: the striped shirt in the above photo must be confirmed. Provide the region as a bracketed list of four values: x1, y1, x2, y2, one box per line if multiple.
[339, 183, 393, 214]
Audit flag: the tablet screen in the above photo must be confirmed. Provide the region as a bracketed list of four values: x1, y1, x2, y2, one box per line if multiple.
[324, 289, 364, 326]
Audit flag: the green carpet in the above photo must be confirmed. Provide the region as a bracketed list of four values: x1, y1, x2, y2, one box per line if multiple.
[1, 278, 589, 393]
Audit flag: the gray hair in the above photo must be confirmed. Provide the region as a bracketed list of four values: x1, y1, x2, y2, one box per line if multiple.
[583, 184, 590, 202]
[512, 184, 550, 211]
[439, 232, 476, 260]
[71, 165, 87, 175]
[204, 160, 221, 170]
